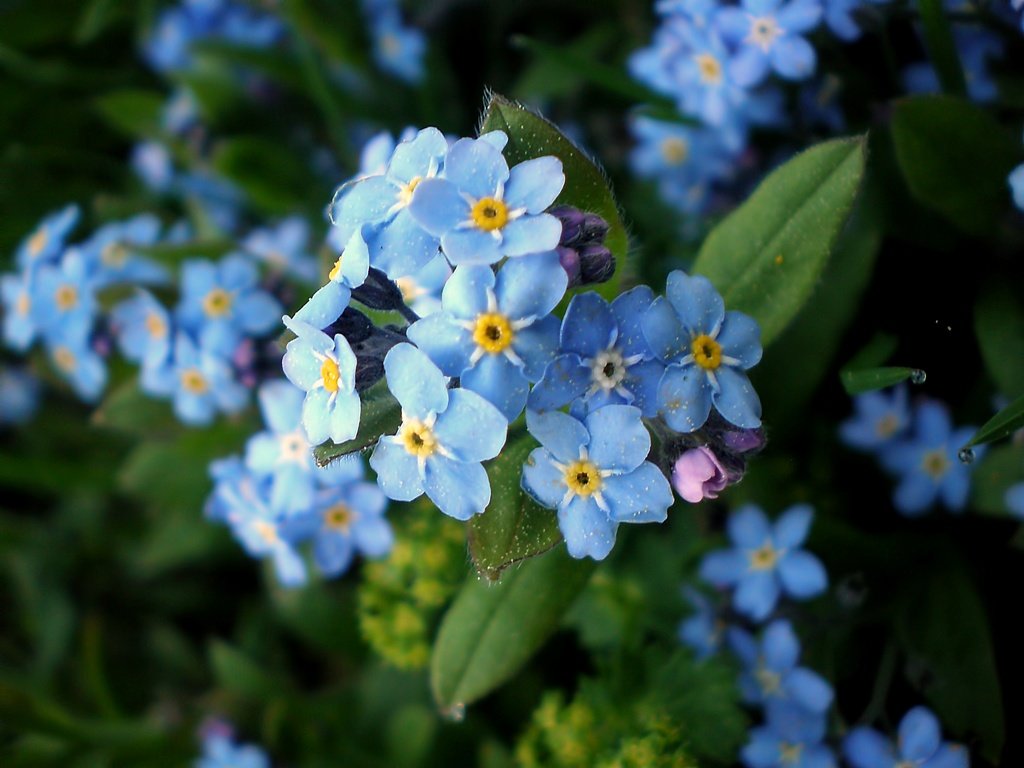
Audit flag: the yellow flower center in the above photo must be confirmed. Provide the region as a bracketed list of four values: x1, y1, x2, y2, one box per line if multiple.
[321, 358, 341, 393]
[329, 255, 343, 281]
[254, 520, 278, 545]
[145, 311, 166, 339]
[55, 285, 78, 311]
[755, 664, 782, 694]
[749, 542, 779, 571]
[922, 449, 950, 478]
[749, 16, 782, 50]
[661, 137, 689, 165]
[101, 242, 128, 267]
[875, 413, 899, 438]
[691, 334, 722, 371]
[779, 743, 803, 765]
[202, 288, 233, 318]
[400, 419, 437, 458]
[695, 53, 723, 84]
[16, 293, 30, 316]
[324, 503, 353, 531]
[180, 369, 208, 394]
[398, 175, 422, 207]
[472, 312, 514, 354]
[53, 346, 77, 372]
[471, 197, 509, 231]
[27, 228, 48, 258]
[564, 459, 602, 497]
[396, 276, 419, 302]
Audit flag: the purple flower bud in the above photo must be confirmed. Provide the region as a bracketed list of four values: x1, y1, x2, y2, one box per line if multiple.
[720, 426, 766, 454]
[557, 245, 582, 287]
[672, 446, 728, 503]
[580, 211, 610, 242]
[550, 205, 587, 245]
[579, 244, 615, 285]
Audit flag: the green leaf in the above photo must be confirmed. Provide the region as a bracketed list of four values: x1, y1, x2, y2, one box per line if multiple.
[468, 434, 562, 580]
[915, 0, 966, 97]
[75, 0, 122, 44]
[91, 378, 181, 438]
[92, 89, 165, 139]
[692, 137, 866, 345]
[313, 380, 403, 467]
[841, 366, 923, 396]
[963, 393, 1024, 450]
[971, 444, 1024, 516]
[891, 96, 1022, 235]
[975, 282, 1024, 398]
[479, 93, 629, 297]
[842, 332, 899, 372]
[212, 136, 322, 214]
[431, 547, 596, 709]
[208, 640, 287, 699]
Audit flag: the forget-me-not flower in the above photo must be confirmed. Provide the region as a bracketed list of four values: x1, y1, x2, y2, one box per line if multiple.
[15, 204, 79, 270]
[44, 320, 107, 403]
[2, 272, 39, 352]
[111, 289, 173, 369]
[678, 586, 725, 660]
[717, 0, 823, 86]
[148, 332, 249, 425]
[0, 367, 41, 426]
[196, 733, 270, 768]
[31, 250, 98, 337]
[1006, 481, 1024, 520]
[78, 214, 168, 287]
[840, 386, 910, 452]
[742, 700, 836, 768]
[843, 706, 969, 768]
[292, 225, 370, 329]
[243, 216, 320, 283]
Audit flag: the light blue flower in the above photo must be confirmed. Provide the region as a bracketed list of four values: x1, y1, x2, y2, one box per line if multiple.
[669, 27, 750, 126]
[840, 386, 910, 452]
[243, 217, 319, 283]
[677, 586, 725, 660]
[15, 204, 79, 270]
[369, 343, 507, 520]
[196, 734, 270, 768]
[0, 366, 41, 426]
[31, 250, 99, 337]
[700, 504, 827, 621]
[394, 252, 451, 318]
[843, 706, 969, 768]
[728, 620, 834, 713]
[528, 288, 664, 417]
[369, 11, 426, 84]
[879, 400, 979, 516]
[132, 141, 175, 192]
[822, 0, 888, 41]
[111, 289, 173, 368]
[521, 406, 674, 560]
[2, 272, 39, 351]
[292, 225, 370, 329]
[409, 134, 565, 265]
[43, 320, 107, 403]
[408, 254, 566, 420]
[742, 700, 835, 768]
[1007, 482, 1024, 520]
[281, 317, 361, 445]
[148, 332, 249, 425]
[717, 0, 823, 86]
[177, 255, 283, 354]
[78, 214, 168, 288]
[643, 270, 762, 432]
[331, 127, 447, 279]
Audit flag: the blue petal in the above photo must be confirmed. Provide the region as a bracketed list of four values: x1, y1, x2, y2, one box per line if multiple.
[522, 447, 569, 508]
[784, 667, 834, 713]
[496, 250, 567, 320]
[777, 0, 824, 32]
[731, 45, 771, 88]
[584, 404, 650, 472]
[762, 620, 800, 671]
[916, 400, 952, 443]
[245, 432, 279, 474]
[383, 342, 448, 418]
[729, 505, 772, 548]
[293, 282, 351, 329]
[770, 35, 817, 80]
[698, 549, 747, 586]
[441, 226, 503, 265]
[434, 388, 507, 462]
[328, 390, 361, 443]
[441, 264, 494, 320]
[461, 353, 529, 421]
[715, 7, 750, 43]
[843, 728, 896, 768]
[258, 380, 304, 433]
[893, 473, 939, 516]
[898, 707, 941, 763]
[444, 137, 508, 201]
[332, 175, 398, 238]
[314, 530, 354, 577]
[408, 177, 469, 237]
[611, 285, 656, 358]
[270, 464, 314, 516]
[924, 745, 970, 768]
[665, 271, 724, 335]
[236, 290, 283, 334]
[220, 253, 257, 291]
[338, 226, 372, 288]
[513, 314, 561, 381]
[777, 550, 828, 598]
[273, 544, 309, 587]
[504, 156, 565, 213]
[501, 214, 563, 258]
[717, 311, 762, 369]
[712, 366, 762, 428]
[387, 127, 447, 183]
[940, 467, 970, 511]
[727, 626, 759, 666]
[560, 292, 617, 358]
[282, 340, 322, 391]
[477, 130, 508, 151]
[282, 316, 334, 355]
[658, 364, 713, 433]
[406, 314, 474, 377]
[624, 358, 664, 418]
[353, 514, 394, 558]
[423, 454, 490, 520]
[526, 408, 590, 463]
[527, 354, 590, 413]
[740, 729, 782, 768]
[734, 571, 781, 621]
[301, 387, 332, 445]
[773, 503, 813, 548]
[366, 210, 439, 279]
[601, 462, 673, 523]
[175, 389, 215, 425]
[370, 437, 425, 501]
[642, 296, 689, 362]
[558, 495, 617, 560]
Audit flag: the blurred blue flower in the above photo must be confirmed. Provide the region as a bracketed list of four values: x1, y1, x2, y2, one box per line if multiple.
[843, 706, 969, 768]
[111, 289, 173, 369]
[678, 586, 725, 660]
[15, 204, 79, 270]
[742, 700, 835, 768]
[823, 0, 888, 40]
[1007, 482, 1024, 520]
[196, 733, 270, 768]
[292, 225, 370, 329]
[369, 343, 507, 520]
[2, 272, 39, 351]
[840, 386, 910, 452]
[78, 214, 168, 288]
[148, 332, 249, 425]
[44, 321, 107, 403]
[799, 75, 846, 132]
[369, 10, 427, 84]
[672, 27, 750, 126]
[409, 134, 565, 265]
[522, 406, 673, 560]
[717, 0, 823, 86]
[643, 270, 762, 432]
[408, 254, 566, 420]
[243, 217, 320, 283]
[904, 27, 1003, 103]
[132, 141, 176, 192]
[31, 250, 99, 337]
[700, 504, 827, 621]
[0, 367, 41, 426]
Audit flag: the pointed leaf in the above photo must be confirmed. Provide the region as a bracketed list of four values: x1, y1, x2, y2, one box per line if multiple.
[841, 366, 922, 395]
[963, 393, 1024, 450]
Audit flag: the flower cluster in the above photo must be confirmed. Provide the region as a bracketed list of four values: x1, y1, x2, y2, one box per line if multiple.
[843, 707, 969, 768]
[205, 380, 392, 587]
[361, 0, 427, 83]
[840, 387, 982, 516]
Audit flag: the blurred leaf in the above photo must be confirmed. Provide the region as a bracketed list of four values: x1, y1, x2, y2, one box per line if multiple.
[270, 580, 361, 656]
[92, 89, 165, 140]
[468, 433, 562, 580]
[693, 137, 867, 345]
[91, 378, 181, 438]
[975, 282, 1024, 398]
[313, 380, 402, 467]
[135, 239, 236, 267]
[512, 27, 615, 102]
[963, 393, 1024, 449]
[75, 0, 122, 44]
[479, 93, 629, 297]
[915, 0, 966, 97]
[212, 136, 320, 214]
[841, 366, 922, 395]
[891, 96, 1022, 236]
[283, 0, 366, 67]
[191, 41, 305, 90]
[431, 547, 596, 710]
[971, 443, 1024, 516]
[843, 332, 899, 372]
[208, 640, 287, 699]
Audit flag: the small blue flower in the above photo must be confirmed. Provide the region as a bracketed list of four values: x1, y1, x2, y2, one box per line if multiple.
[244, 217, 320, 284]
[521, 406, 674, 560]
[700, 504, 827, 621]
[31, 250, 99, 337]
[1006, 482, 1024, 520]
[281, 318, 361, 445]
[742, 700, 836, 768]
[177, 255, 283, 353]
[728, 620, 834, 713]
[331, 127, 447, 279]
[678, 586, 725, 660]
[291, 225, 370, 329]
[670, 27, 750, 126]
[843, 706, 969, 768]
[132, 141, 176, 192]
[148, 332, 249, 425]
[2, 271, 39, 352]
[840, 386, 910, 452]
[43, 320, 107, 403]
[79, 214, 168, 288]
[879, 400, 979, 516]
[717, 0, 823, 86]
[528, 288, 664, 418]
[369, 11, 426, 84]
[643, 270, 762, 432]
[369, 343, 508, 520]
[409, 134, 565, 265]
[15, 204, 79, 270]
[196, 734, 270, 768]
[0, 366, 41, 426]
[111, 289, 173, 368]
[408, 254, 566, 420]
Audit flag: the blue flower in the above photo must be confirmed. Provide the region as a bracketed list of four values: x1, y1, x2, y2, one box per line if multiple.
[0, 366, 41, 426]
[243, 217, 320, 283]
[196, 734, 270, 768]
[31, 250, 99, 337]
[15, 204, 79, 270]
[394, 252, 451, 318]
[132, 141, 175, 192]
[728, 620, 834, 713]
[700, 504, 827, 621]
[1006, 482, 1024, 520]
[879, 400, 979, 516]
[281, 318, 361, 445]
[677, 586, 725, 660]
[43, 320, 107, 403]
[669, 27, 750, 126]
[408, 254, 566, 420]
[843, 706, 969, 768]
[742, 700, 836, 768]
[521, 406, 674, 560]
[111, 289, 173, 368]
[292, 225, 370, 329]
[2, 272, 39, 351]
[331, 127, 447, 279]
[409, 134, 565, 265]
[177, 255, 283, 353]
[643, 270, 762, 432]
[822, 0, 888, 41]
[840, 386, 910, 452]
[369, 343, 507, 520]
[369, 11, 427, 84]
[148, 332, 249, 425]
[528, 288, 664, 418]
[717, 0, 823, 86]
[78, 214, 168, 288]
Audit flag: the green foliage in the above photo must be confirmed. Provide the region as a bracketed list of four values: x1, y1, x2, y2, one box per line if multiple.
[841, 366, 922, 395]
[963, 393, 1024, 450]
[971, 443, 1024, 516]
[975, 282, 1024, 398]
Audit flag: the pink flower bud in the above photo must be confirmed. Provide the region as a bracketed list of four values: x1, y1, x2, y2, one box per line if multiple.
[672, 446, 728, 503]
